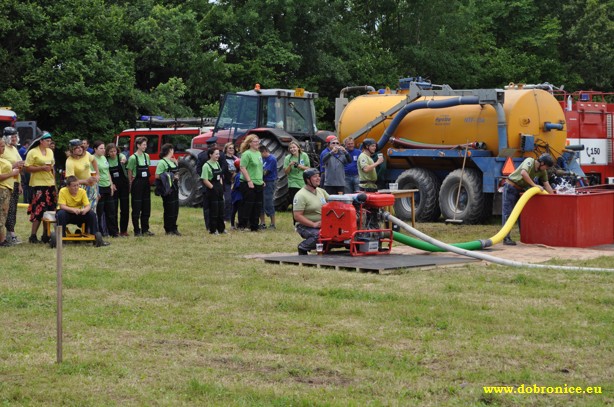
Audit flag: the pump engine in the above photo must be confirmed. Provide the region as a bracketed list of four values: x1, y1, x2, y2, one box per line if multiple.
[319, 193, 396, 256]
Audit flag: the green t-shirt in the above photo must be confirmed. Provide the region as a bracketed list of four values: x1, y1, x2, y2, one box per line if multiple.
[292, 187, 329, 223]
[94, 155, 111, 187]
[126, 152, 150, 174]
[508, 157, 548, 189]
[239, 149, 263, 185]
[200, 160, 221, 181]
[284, 151, 310, 189]
[358, 152, 377, 187]
[107, 153, 127, 177]
[156, 158, 177, 175]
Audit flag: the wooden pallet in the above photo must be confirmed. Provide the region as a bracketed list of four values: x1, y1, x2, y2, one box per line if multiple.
[263, 253, 476, 273]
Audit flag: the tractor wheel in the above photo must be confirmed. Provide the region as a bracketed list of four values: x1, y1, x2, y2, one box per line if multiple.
[438, 168, 486, 224]
[177, 156, 203, 207]
[260, 137, 290, 211]
[49, 232, 56, 248]
[394, 168, 441, 222]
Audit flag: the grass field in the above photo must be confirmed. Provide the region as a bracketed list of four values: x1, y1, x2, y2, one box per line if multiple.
[1, 196, 613, 406]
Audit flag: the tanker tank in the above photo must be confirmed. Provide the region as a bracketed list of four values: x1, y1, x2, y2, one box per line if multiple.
[337, 89, 567, 158]
[335, 82, 571, 224]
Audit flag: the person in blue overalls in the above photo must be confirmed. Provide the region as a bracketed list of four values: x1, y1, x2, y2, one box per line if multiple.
[156, 143, 180, 236]
[126, 137, 153, 236]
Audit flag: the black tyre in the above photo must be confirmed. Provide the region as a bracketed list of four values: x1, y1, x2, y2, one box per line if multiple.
[438, 168, 486, 224]
[260, 137, 290, 211]
[394, 168, 441, 222]
[49, 231, 56, 248]
[177, 156, 203, 207]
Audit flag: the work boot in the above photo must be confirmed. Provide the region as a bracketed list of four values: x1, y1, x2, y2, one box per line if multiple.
[503, 237, 517, 246]
[29, 234, 40, 244]
[95, 232, 110, 247]
[298, 248, 309, 256]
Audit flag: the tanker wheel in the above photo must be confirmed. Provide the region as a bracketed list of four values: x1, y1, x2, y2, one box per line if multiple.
[394, 168, 441, 222]
[438, 168, 486, 225]
[177, 156, 203, 207]
[260, 137, 290, 211]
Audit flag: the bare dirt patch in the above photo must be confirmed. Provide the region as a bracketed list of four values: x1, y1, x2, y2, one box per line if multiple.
[249, 244, 614, 267]
[391, 242, 614, 264]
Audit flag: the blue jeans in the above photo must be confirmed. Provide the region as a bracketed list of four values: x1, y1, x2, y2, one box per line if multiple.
[502, 183, 521, 238]
[262, 180, 276, 217]
[344, 174, 360, 194]
[296, 224, 320, 251]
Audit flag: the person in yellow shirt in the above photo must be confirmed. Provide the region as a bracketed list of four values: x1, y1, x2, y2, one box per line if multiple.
[65, 139, 99, 211]
[57, 175, 109, 247]
[1, 127, 24, 244]
[25, 132, 57, 243]
[0, 138, 21, 247]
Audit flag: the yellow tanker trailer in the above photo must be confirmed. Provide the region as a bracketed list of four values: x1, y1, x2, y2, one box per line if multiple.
[336, 79, 575, 223]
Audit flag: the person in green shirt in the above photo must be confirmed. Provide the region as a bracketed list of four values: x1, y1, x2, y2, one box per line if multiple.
[293, 168, 329, 255]
[283, 141, 310, 208]
[357, 138, 384, 191]
[238, 134, 264, 231]
[156, 143, 181, 236]
[106, 143, 130, 236]
[126, 137, 153, 236]
[93, 140, 118, 237]
[200, 146, 225, 235]
[502, 153, 554, 245]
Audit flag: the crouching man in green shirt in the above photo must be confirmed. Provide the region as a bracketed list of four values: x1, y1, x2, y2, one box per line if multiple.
[293, 168, 329, 255]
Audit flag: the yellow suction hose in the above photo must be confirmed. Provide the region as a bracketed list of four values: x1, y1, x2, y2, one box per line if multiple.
[392, 186, 548, 251]
[387, 211, 614, 273]
[489, 186, 548, 245]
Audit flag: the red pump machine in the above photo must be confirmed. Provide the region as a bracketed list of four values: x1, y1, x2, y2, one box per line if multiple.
[319, 193, 395, 256]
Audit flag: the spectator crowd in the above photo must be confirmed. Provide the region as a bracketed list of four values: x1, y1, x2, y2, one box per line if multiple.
[1, 128, 378, 254]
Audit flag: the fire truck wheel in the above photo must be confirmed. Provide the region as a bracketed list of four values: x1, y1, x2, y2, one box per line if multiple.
[439, 168, 485, 224]
[395, 168, 441, 222]
[177, 156, 203, 207]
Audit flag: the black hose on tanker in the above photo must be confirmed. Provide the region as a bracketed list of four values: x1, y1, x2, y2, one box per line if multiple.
[376, 96, 481, 151]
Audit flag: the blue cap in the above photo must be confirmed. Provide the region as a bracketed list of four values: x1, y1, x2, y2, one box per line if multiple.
[40, 132, 52, 140]
[206, 136, 218, 145]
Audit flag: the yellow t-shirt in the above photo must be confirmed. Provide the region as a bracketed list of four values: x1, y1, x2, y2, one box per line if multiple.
[0, 157, 15, 190]
[0, 145, 21, 182]
[58, 186, 90, 208]
[66, 152, 94, 180]
[25, 147, 55, 187]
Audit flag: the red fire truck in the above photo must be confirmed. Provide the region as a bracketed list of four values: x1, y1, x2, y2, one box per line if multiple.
[560, 91, 614, 185]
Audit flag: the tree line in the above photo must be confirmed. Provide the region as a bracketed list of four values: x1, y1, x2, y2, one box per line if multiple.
[0, 0, 612, 146]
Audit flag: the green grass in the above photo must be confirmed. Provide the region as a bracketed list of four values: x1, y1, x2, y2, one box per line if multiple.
[1, 196, 613, 406]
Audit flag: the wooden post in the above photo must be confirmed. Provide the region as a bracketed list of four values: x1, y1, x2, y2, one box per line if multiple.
[56, 226, 63, 364]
